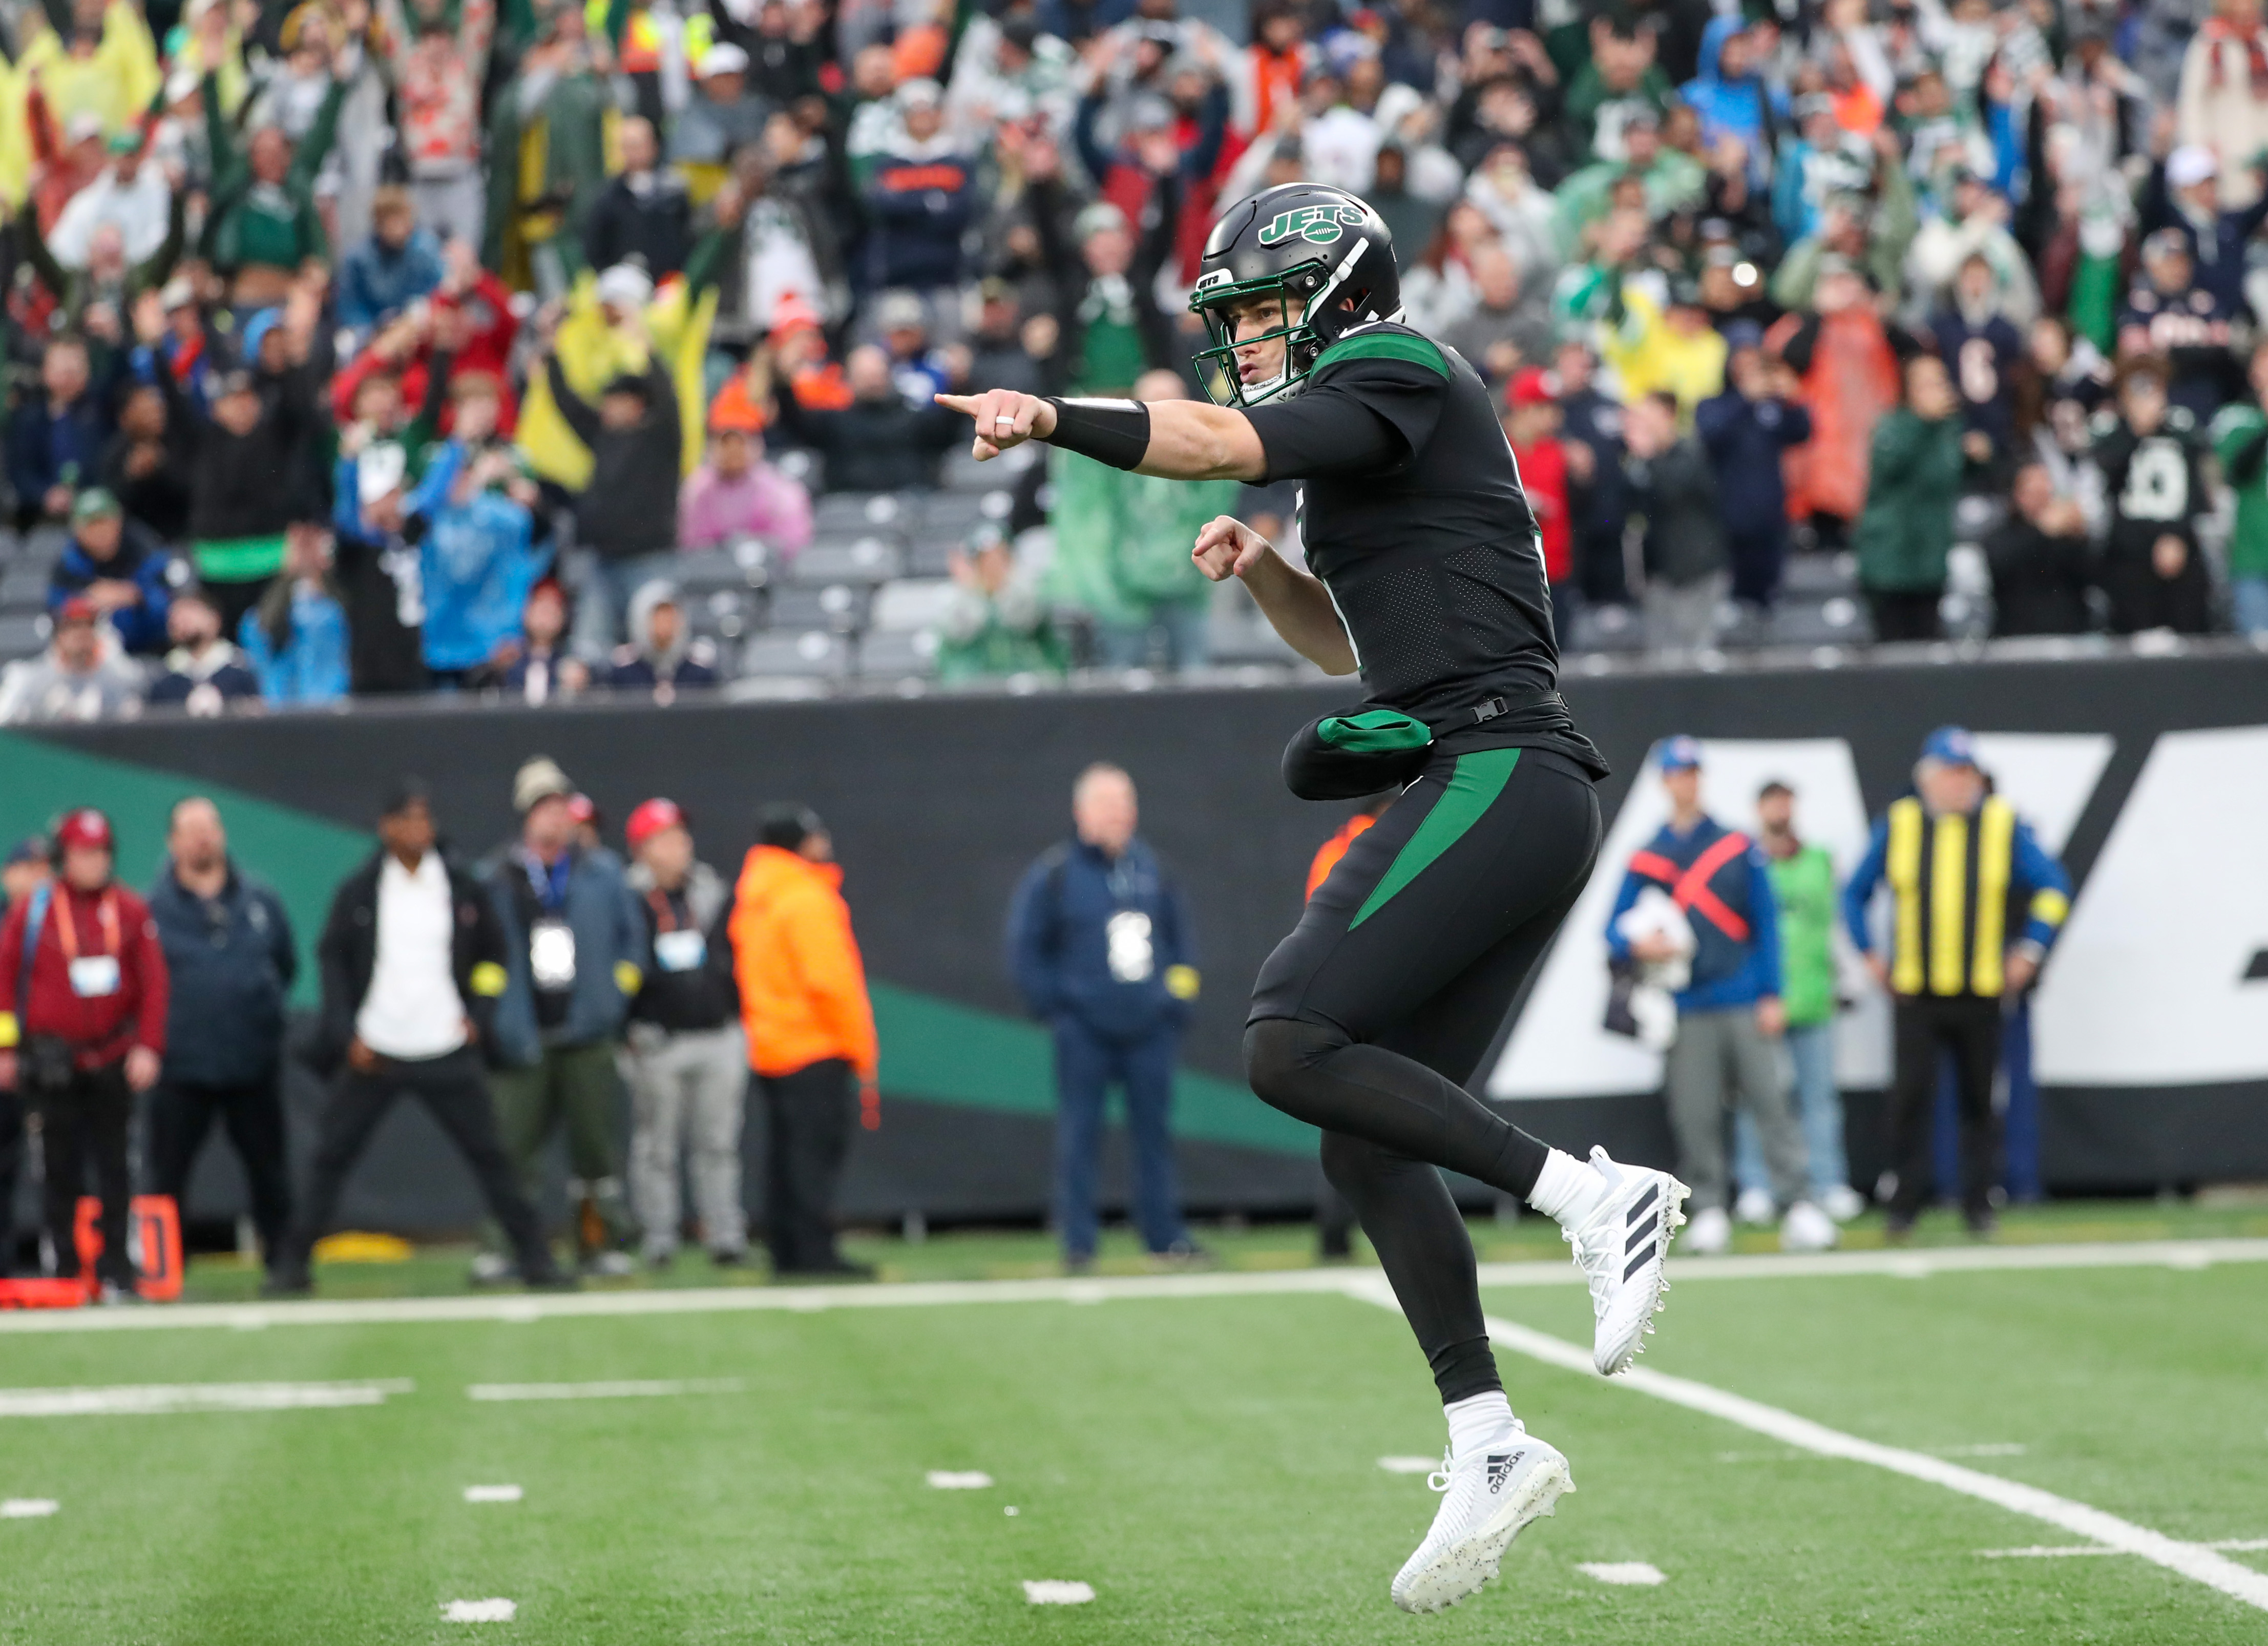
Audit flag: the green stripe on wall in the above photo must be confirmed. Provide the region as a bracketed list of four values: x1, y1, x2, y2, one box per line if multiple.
[1, 733, 1310, 1155]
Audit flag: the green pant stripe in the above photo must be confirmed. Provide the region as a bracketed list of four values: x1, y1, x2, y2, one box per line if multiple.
[1349, 748, 1520, 928]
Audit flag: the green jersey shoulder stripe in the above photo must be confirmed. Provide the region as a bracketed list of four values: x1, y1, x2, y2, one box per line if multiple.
[1313, 330, 1452, 381]
[1350, 748, 1520, 928]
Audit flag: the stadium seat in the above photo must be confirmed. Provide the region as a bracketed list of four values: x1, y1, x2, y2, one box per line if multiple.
[871, 577, 957, 632]
[786, 535, 906, 588]
[0, 561, 49, 611]
[740, 629, 852, 678]
[857, 627, 941, 678]
[941, 443, 1038, 492]
[765, 582, 870, 634]
[772, 447, 823, 493]
[0, 611, 48, 662]
[813, 491, 919, 536]
[1782, 551, 1859, 597]
[688, 588, 757, 647]
[674, 544, 770, 594]
[916, 489, 1014, 539]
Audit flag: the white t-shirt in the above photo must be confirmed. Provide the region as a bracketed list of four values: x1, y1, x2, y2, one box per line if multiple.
[355, 852, 470, 1061]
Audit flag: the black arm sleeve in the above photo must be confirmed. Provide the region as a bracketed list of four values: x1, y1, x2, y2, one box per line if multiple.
[1243, 359, 1445, 484]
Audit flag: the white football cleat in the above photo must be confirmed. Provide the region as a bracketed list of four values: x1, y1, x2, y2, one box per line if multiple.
[1820, 1183, 1868, 1223]
[1391, 1426, 1573, 1614]
[1732, 1185, 1777, 1226]
[1683, 1205, 1732, 1256]
[1564, 1147, 1689, 1376]
[1780, 1199, 1839, 1252]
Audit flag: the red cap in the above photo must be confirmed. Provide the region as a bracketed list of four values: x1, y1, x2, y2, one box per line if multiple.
[54, 807, 113, 852]
[55, 595, 98, 624]
[566, 793, 598, 827]
[625, 798, 686, 850]
[1506, 367, 1556, 407]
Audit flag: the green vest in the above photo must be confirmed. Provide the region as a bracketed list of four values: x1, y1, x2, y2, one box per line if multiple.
[1766, 842, 1838, 1027]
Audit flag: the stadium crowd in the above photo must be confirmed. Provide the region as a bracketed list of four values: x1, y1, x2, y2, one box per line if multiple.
[0, 0, 2265, 723]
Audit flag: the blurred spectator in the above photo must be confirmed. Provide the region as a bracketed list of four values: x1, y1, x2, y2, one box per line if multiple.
[772, 343, 964, 490]
[1622, 390, 1727, 653]
[859, 78, 976, 298]
[678, 404, 814, 552]
[584, 117, 692, 279]
[0, 807, 166, 1300]
[2211, 340, 2268, 636]
[1555, 108, 1705, 251]
[1602, 276, 1726, 419]
[1502, 368, 1574, 635]
[482, 5, 616, 293]
[1734, 780, 1862, 1225]
[99, 382, 191, 543]
[48, 132, 175, 273]
[331, 439, 452, 696]
[9, 334, 113, 530]
[475, 578, 590, 703]
[541, 325, 682, 657]
[727, 804, 879, 1277]
[2136, 145, 2265, 324]
[0, 596, 145, 724]
[145, 798, 296, 1275]
[1695, 336, 1811, 613]
[381, 0, 496, 247]
[621, 798, 746, 1269]
[2093, 358, 2215, 635]
[0, 839, 47, 1274]
[270, 782, 563, 1296]
[240, 523, 351, 706]
[669, 44, 771, 186]
[1566, 11, 1675, 160]
[1029, 185, 1176, 397]
[1005, 763, 1198, 1272]
[1605, 741, 1828, 1257]
[2117, 228, 2241, 423]
[1856, 354, 1966, 643]
[337, 187, 446, 334]
[606, 581, 722, 699]
[1440, 244, 1552, 383]
[477, 757, 646, 1280]
[1766, 256, 1900, 553]
[199, 63, 347, 305]
[1985, 463, 2095, 637]
[2176, 0, 2268, 213]
[1845, 728, 2070, 1238]
[148, 587, 262, 714]
[2019, 317, 2112, 530]
[46, 488, 174, 657]
[1554, 339, 1630, 609]
[1931, 254, 2025, 477]
[936, 525, 1064, 682]
[1046, 369, 1227, 669]
[416, 413, 552, 685]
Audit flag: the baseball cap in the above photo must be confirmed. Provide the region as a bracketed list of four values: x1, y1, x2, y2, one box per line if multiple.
[4, 836, 47, 869]
[71, 488, 122, 524]
[1658, 735, 1704, 773]
[65, 111, 105, 145]
[875, 288, 928, 331]
[513, 755, 574, 814]
[567, 793, 598, 828]
[699, 41, 748, 76]
[2168, 145, 2219, 189]
[1506, 366, 1555, 407]
[625, 798, 686, 850]
[894, 76, 943, 110]
[595, 262, 655, 311]
[2142, 226, 2191, 261]
[1920, 726, 1980, 768]
[107, 130, 140, 157]
[1075, 201, 1129, 242]
[55, 595, 98, 625]
[757, 804, 825, 851]
[54, 807, 114, 852]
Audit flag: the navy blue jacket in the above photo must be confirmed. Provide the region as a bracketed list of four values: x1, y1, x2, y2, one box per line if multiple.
[1605, 816, 1782, 1013]
[1006, 837, 1196, 1039]
[1693, 391, 1811, 535]
[147, 859, 297, 1087]
[1930, 310, 2024, 454]
[48, 523, 177, 656]
[8, 389, 113, 512]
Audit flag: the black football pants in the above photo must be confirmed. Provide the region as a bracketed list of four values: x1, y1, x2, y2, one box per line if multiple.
[760, 1057, 855, 1273]
[1245, 746, 1601, 1404]
[1886, 995, 2003, 1222]
[31, 1062, 135, 1286]
[147, 1075, 294, 1262]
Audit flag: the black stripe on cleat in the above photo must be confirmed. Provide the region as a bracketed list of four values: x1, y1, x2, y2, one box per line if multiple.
[1626, 1215, 1657, 1255]
[1622, 1244, 1655, 1282]
[1628, 1183, 1660, 1222]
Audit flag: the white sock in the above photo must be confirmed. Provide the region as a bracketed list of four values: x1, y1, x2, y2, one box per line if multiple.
[1443, 1390, 1516, 1460]
[1527, 1148, 1608, 1230]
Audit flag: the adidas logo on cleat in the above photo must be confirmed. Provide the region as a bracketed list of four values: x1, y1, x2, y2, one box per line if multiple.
[1484, 1450, 1524, 1493]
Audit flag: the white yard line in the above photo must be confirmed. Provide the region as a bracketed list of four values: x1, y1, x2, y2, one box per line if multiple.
[0, 1379, 414, 1416]
[1982, 1538, 2268, 1558]
[465, 1379, 744, 1403]
[1346, 1281, 2268, 1616]
[0, 1237, 2260, 1337]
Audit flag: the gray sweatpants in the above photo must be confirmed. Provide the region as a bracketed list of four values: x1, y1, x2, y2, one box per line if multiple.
[622, 1025, 749, 1258]
[1664, 1005, 1808, 1214]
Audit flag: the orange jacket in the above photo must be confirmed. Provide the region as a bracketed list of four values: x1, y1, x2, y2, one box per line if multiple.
[728, 846, 878, 1080]
[1306, 813, 1377, 900]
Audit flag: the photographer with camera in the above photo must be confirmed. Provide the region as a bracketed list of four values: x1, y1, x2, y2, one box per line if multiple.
[0, 808, 168, 1301]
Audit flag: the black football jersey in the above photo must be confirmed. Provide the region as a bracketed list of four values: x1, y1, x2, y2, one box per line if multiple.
[1243, 323, 1603, 772]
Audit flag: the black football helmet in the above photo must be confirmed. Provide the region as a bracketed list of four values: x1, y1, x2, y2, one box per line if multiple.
[1188, 182, 1401, 408]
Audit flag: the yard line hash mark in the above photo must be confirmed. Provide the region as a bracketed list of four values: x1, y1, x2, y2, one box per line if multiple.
[465, 1379, 744, 1402]
[0, 1380, 413, 1416]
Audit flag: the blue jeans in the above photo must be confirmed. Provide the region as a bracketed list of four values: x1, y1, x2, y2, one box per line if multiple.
[1733, 1019, 1847, 1201]
[1051, 1017, 1186, 1259]
[2234, 574, 2268, 637]
[569, 549, 678, 662]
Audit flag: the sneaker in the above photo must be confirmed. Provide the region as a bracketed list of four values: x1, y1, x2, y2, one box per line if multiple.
[1390, 1426, 1574, 1614]
[467, 1252, 517, 1287]
[1780, 1199, 1838, 1252]
[1562, 1147, 1689, 1377]
[1683, 1204, 1732, 1257]
[260, 1264, 312, 1299]
[709, 1247, 747, 1269]
[1965, 1209, 1999, 1239]
[1732, 1186, 1776, 1226]
[584, 1251, 637, 1279]
[96, 1280, 146, 1307]
[642, 1243, 679, 1273]
[1820, 1183, 1867, 1223]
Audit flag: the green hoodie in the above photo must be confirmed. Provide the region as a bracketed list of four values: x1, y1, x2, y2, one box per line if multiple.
[2210, 401, 2268, 579]
[1853, 408, 1965, 593]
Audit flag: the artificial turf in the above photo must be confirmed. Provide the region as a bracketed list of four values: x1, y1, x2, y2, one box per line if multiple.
[0, 1236, 2262, 1644]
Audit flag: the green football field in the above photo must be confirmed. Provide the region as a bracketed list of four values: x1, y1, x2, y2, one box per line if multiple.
[2, 1222, 2264, 1644]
